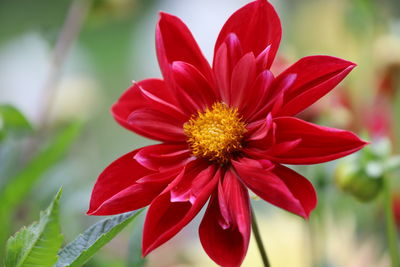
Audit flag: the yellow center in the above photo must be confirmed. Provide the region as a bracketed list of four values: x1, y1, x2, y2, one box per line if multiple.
[183, 102, 247, 164]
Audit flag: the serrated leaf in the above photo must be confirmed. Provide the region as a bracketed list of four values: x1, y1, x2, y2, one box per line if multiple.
[0, 121, 81, 257]
[56, 210, 143, 267]
[5, 188, 64, 267]
[0, 104, 32, 140]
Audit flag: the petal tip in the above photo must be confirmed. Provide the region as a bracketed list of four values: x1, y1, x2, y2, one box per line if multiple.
[141, 235, 152, 257]
[86, 205, 103, 216]
[141, 246, 151, 257]
[340, 58, 357, 68]
[86, 206, 98, 216]
[157, 12, 179, 27]
[158, 11, 170, 19]
[361, 140, 371, 148]
[304, 200, 317, 219]
[299, 203, 316, 220]
[356, 137, 370, 147]
[158, 11, 182, 25]
[302, 213, 311, 220]
[347, 62, 357, 70]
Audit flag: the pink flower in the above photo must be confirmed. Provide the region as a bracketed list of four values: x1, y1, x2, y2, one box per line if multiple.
[88, 1, 367, 266]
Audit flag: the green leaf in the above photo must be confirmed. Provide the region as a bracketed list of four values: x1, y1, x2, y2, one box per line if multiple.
[0, 104, 32, 140]
[5, 188, 64, 267]
[56, 210, 143, 267]
[0, 121, 81, 257]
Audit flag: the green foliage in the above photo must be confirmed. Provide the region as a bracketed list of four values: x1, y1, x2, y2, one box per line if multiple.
[0, 104, 32, 141]
[56, 210, 143, 267]
[3, 186, 142, 267]
[0, 0, 70, 44]
[5, 189, 64, 267]
[0, 121, 81, 211]
[0, 121, 81, 256]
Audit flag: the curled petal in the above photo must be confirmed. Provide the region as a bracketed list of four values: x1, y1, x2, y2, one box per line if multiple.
[199, 170, 251, 267]
[241, 70, 274, 120]
[255, 45, 271, 71]
[156, 12, 212, 84]
[245, 113, 272, 141]
[112, 79, 188, 141]
[126, 108, 186, 142]
[230, 53, 257, 109]
[171, 61, 217, 113]
[273, 55, 356, 116]
[224, 33, 244, 67]
[170, 160, 215, 204]
[142, 164, 220, 256]
[215, 0, 281, 67]
[137, 82, 187, 118]
[214, 33, 244, 102]
[214, 43, 230, 102]
[87, 149, 178, 215]
[232, 158, 316, 218]
[235, 157, 274, 170]
[134, 143, 191, 171]
[271, 117, 368, 164]
[249, 73, 296, 121]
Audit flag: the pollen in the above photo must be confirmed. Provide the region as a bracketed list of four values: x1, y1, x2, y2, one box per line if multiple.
[183, 102, 247, 164]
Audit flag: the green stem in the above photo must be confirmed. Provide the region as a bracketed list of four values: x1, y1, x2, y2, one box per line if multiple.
[251, 207, 270, 267]
[383, 176, 400, 267]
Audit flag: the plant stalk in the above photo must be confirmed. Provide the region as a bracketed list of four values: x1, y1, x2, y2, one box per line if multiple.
[383, 176, 400, 267]
[251, 207, 270, 267]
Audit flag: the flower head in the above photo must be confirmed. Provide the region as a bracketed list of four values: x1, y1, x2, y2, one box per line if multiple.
[184, 102, 247, 164]
[88, 1, 367, 266]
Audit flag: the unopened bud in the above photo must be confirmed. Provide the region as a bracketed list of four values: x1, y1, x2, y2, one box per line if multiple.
[335, 161, 383, 202]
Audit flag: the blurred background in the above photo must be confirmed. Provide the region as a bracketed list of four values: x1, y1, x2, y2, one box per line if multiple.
[0, 0, 400, 266]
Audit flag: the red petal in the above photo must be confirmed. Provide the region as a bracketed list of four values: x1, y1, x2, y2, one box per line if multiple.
[214, 0, 281, 68]
[224, 33, 244, 67]
[255, 45, 271, 71]
[271, 164, 317, 218]
[170, 160, 215, 203]
[230, 53, 257, 109]
[199, 170, 251, 267]
[87, 149, 178, 215]
[136, 81, 186, 118]
[142, 164, 220, 256]
[232, 158, 315, 218]
[214, 43, 230, 102]
[126, 108, 186, 142]
[213, 33, 244, 103]
[111, 79, 188, 142]
[248, 73, 296, 121]
[171, 61, 217, 113]
[270, 117, 368, 164]
[156, 12, 212, 85]
[245, 113, 272, 141]
[241, 70, 274, 120]
[134, 143, 191, 171]
[273, 56, 356, 116]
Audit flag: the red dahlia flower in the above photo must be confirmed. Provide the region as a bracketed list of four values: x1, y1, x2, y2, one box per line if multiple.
[88, 0, 367, 266]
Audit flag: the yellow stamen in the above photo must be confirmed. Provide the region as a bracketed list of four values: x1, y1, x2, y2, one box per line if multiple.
[183, 102, 247, 164]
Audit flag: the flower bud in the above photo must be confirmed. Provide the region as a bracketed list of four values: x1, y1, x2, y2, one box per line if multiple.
[335, 160, 383, 202]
